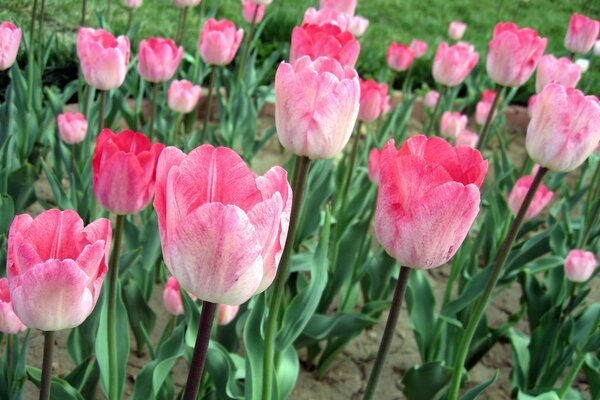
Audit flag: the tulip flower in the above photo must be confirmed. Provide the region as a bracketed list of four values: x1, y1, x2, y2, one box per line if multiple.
[448, 21, 466, 40]
[348, 16, 369, 37]
[290, 23, 360, 68]
[241, 0, 266, 24]
[527, 94, 537, 118]
[432, 41, 479, 87]
[163, 276, 185, 315]
[303, 7, 350, 31]
[123, 0, 142, 8]
[368, 147, 381, 184]
[487, 22, 547, 88]
[92, 129, 165, 215]
[358, 78, 391, 122]
[199, 18, 244, 66]
[320, 0, 356, 16]
[508, 175, 554, 220]
[475, 90, 498, 126]
[0, 278, 26, 334]
[526, 83, 600, 172]
[57, 112, 88, 144]
[424, 90, 439, 109]
[456, 129, 479, 148]
[565, 13, 600, 55]
[594, 40, 600, 56]
[440, 111, 468, 139]
[168, 80, 202, 114]
[137, 38, 183, 83]
[575, 58, 590, 73]
[409, 39, 428, 58]
[217, 304, 240, 325]
[0, 22, 22, 71]
[387, 42, 415, 72]
[564, 249, 597, 283]
[173, 0, 201, 6]
[535, 55, 581, 93]
[253, 0, 272, 4]
[275, 56, 359, 160]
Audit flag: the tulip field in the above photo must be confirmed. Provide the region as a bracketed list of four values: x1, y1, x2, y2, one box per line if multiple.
[1, 0, 600, 399]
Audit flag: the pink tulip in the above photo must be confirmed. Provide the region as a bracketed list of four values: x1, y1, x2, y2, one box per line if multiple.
[409, 39, 428, 58]
[565, 249, 597, 283]
[348, 16, 369, 37]
[0, 278, 26, 334]
[424, 90, 440, 109]
[432, 41, 479, 87]
[526, 83, 600, 172]
[575, 58, 590, 73]
[92, 129, 165, 214]
[253, 0, 272, 5]
[368, 147, 381, 184]
[448, 21, 467, 40]
[168, 80, 202, 114]
[199, 19, 244, 66]
[507, 175, 553, 220]
[456, 129, 479, 148]
[0, 22, 22, 71]
[387, 43, 415, 72]
[57, 112, 88, 144]
[7, 209, 111, 331]
[217, 304, 240, 325]
[123, 0, 142, 8]
[535, 54, 582, 93]
[527, 94, 537, 118]
[163, 276, 184, 315]
[242, 0, 266, 24]
[320, 0, 357, 16]
[594, 40, 600, 56]
[374, 136, 487, 269]
[275, 56, 360, 160]
[565, 13, 600, 54]
[290, 23, 360, 68]
[475, 90, 498, 126]
[303, 7, 350, 31]
[154, 145, 292, 305]
[440, 111, 468, 139]
[77, 27, 130, 91]
[173, 0, 202, 7]
[137, 38, 183, 83]
[358, 78, 391, 122]
[486, 22, 547, 88]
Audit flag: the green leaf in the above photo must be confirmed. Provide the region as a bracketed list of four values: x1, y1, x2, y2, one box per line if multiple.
[401, 362, 453, 400]
[243, 294, 266, 400]
[406, 270, 436, 363]
[462, 370, 499, 400]
[26, 367, 85, 400]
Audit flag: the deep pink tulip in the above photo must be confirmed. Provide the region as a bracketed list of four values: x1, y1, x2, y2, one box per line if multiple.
[137, 38, 183, 83]
[486, 22, 547, 88]
[290, 23, 360, 68]
[565, 249, 597, 283]
[242, 0, 266, 24]
[368, 147, 381, 184]
[475, 90, 498, 126]
[217, 304, 240, 325]
[77, 28, 130, 91]
[448, 21, 467, 40]
[440, 111, 468, 139]
[432, 41, 479, 87]
[456, 129, 479, 148]
[154, 145, 292, 305]
[358, 78, 390, 122]
[168, 80, 202, 114]
[92, 129, 165, 214]
[0, 22, 22, 71]
[275, 56, 359, 159]
[57, 112, 88, 144]
[0, 278, 26, 334]
[173, 0, 201, 7]
[348, 16, 369, 37]
[199, 19, 244, 66]
[374, 136, 487, 269]
[409, 39, 428, 58]
[535, 54, 581, 93]
[386, 43, 415, 72]
[565, 13, 600, 54]
[320, 0, 356, 16]
[526, 83, 600, 172]
[303, 7, 350, 31]
[424, 90, 440, 109]
[7, 209, 111, 331]
[163, 276, 184, 315]
[123, 0, 143, 8]
[507, 175, 553, 220]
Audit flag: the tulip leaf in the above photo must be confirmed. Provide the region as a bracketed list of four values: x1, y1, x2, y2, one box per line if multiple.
[206, 341, 245, 399]
[406, 270, 436, 363]
[583, 354, 600, 399]
[26, 367, 85, 400]
[461, 370, 499, 400]
[401, 361, 453, 400]
[243, 294, 266, 400]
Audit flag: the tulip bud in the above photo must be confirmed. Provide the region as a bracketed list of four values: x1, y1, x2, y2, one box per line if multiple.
[575, 58, 590, 73]
[57, 112, 88, 144]
[348, 16, 369, 37]
[0, 278, 26, 334]
[303, 7, 350, 31]
[387, 43, 415, 72]
[290, 23, 360, 68]
[163, 277, 184, 315]
[0, 22, 22, 71]
[137, 38, 183, 83]
[409, 39, 428, 58]
[432, 41, 479, 87]
[199, 19, 244, 66]
[535, 55, 582, 93]
[448, 21, 466, 40]
[564, 13, 600, 55]
[123, 0, 142, 8]
[475, 90, 498, 126]
[424, 90, 439, 109]
[173, 0, 202, 7]
[217, 304, 240, 325]
[564, 249, 597, 283]
[507, 175, 553, 220]
[241, 0, 266, 24]
[368, 147, 381, 184]
[440, 111, 468, 139]
[456, 129, 479, 148]
[168, 80, 202, 114]
[358, 78, 391, 122]
[320, 0, 356, 16]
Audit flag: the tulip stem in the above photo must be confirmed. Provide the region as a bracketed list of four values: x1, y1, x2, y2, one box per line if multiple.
[176, 7, 188, 46]
[182, 302, 217, 400]
[447, 167, 548, 400]
[27, 0, 39, 110]
[70, 144, 76, 175]
[106, 0, 112, 23]
[107, 214, 125, 400]
[81, 0, 87, 27]
[476, 85, 503, 151]
[149, 82, 159, 141]
[39, 330, 55, 400]
[238, 5, 259, 79]
[126, 8, 134, 33]
[172, 113, 184, 146]
[6, 334, 13, 388]
[363, 266, 411, 400]
[263, 155, 311, 400]
[200, 66, 218, 144]
[424, 85, 446, 137]
[98, 90, 107, 132]
[581, 161, 600, 247]
[37, 0, 46, 74]
[339, 121, 363, 217]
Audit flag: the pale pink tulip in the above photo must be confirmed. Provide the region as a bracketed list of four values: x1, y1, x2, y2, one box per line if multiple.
[242, 0, 266, 24]
[409, 39, 428, 58]
[253, 0, 272, 4]
[320, 0, 356, 16]
[154, 145, 292, 305]
[440, 111, 468, 139]
[432, 41, 479, 87]
[565, 13, 600, 54]
[456, 129, 479, 148]
[173, 0, 201, 7]
[424, 90, 440, 109]
[348, 16, 369, 37]
[217, 304, 240, 325]
[290, 23, 360, 68]
[526, 83, 600, 172]
[199, 19, 244, 66]
[0, 22, 22, 71]
[7, 209, 111, 331]
[57, 112, 88, 144]
[374, 136, 487, 269]
[565, 249, 597, 283]
[448, 21, 466, 40]
[475, 90, 498, 126]
[387, 43, 415, 72]
[303, 8, 350, 31]
[275, 56, 360, 159]
[137, 38, 183, 83]
[535, 54, 581, 93]
[163, 276, 184, 315]
[594, 40, 600, 56]
[168, 80, 202, 114]
[368, 147, 381, 184]
[0, 278, 26, 334]
[527, 94, 537, 118]
[575, 58, 590, 73]
[358, 78, 390, 122]
[123, 0, 142, 8]
[507, 175, 553, 220]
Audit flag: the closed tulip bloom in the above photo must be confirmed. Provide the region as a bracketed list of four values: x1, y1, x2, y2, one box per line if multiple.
[448, 21, 467, 40]
[320, 0, 356, 16]
[575, 58, 590, 73]
[456, 129, 479, 148]
[93, 129, 165, 214]
[565, 250, 597, 283]
[7, 209, 111, 331]
[137, 38, 183, 83]
[123, 0, 142, 8]
[154, 145, 292, 305]
[368, 147, 381, 184]
[348, 16, 369, 37]
[432, 41, 479, 87]
[487, 22, 547, 88]
[507, 175, 553, 220]
[410, 39, 428, 58]
[475, 90, 498, 126]
[275, 56, 360, 159]
[57, 112, 88, 144]
[303, 8, 350, 31]
[424, 90, 440, 109]
[163, 276, 184, 315]
[0, 22, 22, 71]
[565, 13, 600, 54]
[526, 83, 600, 172]
[527, 94, 537, 118]
[0, 278, 26, 334]
[173, 0, 201, 7]
[217, 304, 240, 325]
[440, 111, 468, 139]
[290, 23, 360, 68]
[168, 80, 202, 114]
[242, 0, 266, 24]
[199, 19, 244, 66]
[535, 55, 581, 93]
[387, 42, 415, 72]
[375, 136, 487, 269]
[358, 78, 390, 122]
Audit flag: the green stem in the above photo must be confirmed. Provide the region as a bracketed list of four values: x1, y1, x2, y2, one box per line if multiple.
[402, 66, 413, 97]
[581, 160, 600, 247]
[126, 8, 134, 33]
[424, 85, 446, 136]
[81, 0, 87, 26]
[149, 82, 159, 141]
[70, 144, 75, 175]
[98, 90, 107, 132]
[6, 335, 13, 388]
[476, 85, 504, 151]
[172, 113, 184, 146]
[182, 302, 217, 400]
[106, 0, 112, 23]
[37, 0, 46, 73]
[339, 121, 363, 217]
[363, 266, 412, 400]
[447, 167, 549, 400]
[263, 155, 311, 400]
[107, 214, 125, 400]
[27, 0, 39, 110]
[39, 330, 55, 400]
[176, 7, 188, 46]
[238, 6, 259, 78]
[200, 66, 218, 144]
[82, 85, 91, 117]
